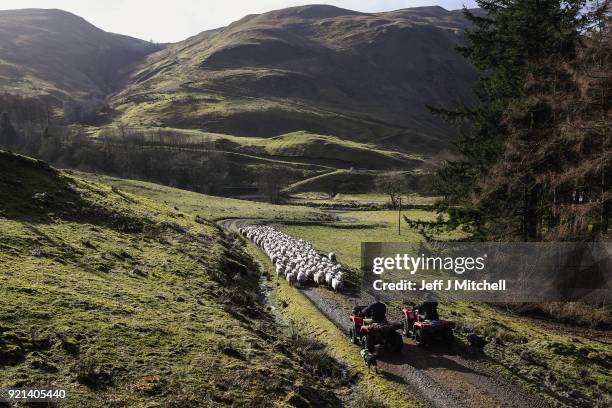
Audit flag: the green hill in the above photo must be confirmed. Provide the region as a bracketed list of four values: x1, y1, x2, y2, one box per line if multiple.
[110, 5, 477, 153]
[253, 131, 422, 169]
[82, 127, 423, 194]
[0, 5, 479, 170]
[0, 151, 346, 407]
[0, 9, 160, 122]
[94, 127, 423, 169]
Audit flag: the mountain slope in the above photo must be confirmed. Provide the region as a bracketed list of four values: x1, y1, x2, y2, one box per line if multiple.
[0, 9, 159, 117]
[0, 151, 347, 406]
[111, 5, 478, 153]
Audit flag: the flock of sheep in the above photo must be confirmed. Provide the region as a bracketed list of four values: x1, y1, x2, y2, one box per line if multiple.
[239, 225, 344, 292]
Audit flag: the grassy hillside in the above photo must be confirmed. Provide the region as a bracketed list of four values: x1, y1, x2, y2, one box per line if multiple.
[283, 169, 431, 195]
[51, 169, 610, 408]
[82, 126, 423, 195]
[256, 132, 422, 169]
[91, 126, 423, 170]
[0, 9, 159, 113]
[110, 5, 477, 153]
[284, 170, 377, 194]
[0, 151, 348, 407]
[74, 171, 330, 222]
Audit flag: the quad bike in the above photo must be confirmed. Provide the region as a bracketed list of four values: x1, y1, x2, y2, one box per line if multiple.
[348, 305, 404, 352]
[402, 301, 455, 347]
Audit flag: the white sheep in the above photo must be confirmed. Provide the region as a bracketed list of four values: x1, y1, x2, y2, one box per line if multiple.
[314, 270, 324, 285]
[242, 224, 345, 291]
[297, 270, 307, 287]
[286, 272, 296, 286]
[276, 264, 285, 278]
[331, 277, 343, 292]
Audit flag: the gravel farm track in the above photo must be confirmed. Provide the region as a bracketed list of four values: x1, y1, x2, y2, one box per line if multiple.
[220, 218, 550, 408]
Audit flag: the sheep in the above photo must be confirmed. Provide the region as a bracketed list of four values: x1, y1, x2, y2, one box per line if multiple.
[276, 264, 285, 278]
[286, 272, 296, 286]
[331, 277, 343, 292]
[242, 224, 345, 291]
[297, 271, 307, 287]
[314, 270, 325, 285]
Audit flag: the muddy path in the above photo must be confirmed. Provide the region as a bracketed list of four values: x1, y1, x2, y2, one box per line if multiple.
[220, 218, 549, 408]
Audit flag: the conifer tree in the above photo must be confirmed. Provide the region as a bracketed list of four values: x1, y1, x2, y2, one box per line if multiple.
[434, 0, 588, 240]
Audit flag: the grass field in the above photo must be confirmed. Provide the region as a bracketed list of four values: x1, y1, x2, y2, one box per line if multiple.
[288, 193, 439, 207]
[0, 152, 347, 407]
[74, 171, 329, 222]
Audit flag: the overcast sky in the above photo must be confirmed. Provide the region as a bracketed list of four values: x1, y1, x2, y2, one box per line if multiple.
[0, 1, 478, 42]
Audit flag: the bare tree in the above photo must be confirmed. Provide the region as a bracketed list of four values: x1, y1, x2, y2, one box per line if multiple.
[376, 173, 404, 209]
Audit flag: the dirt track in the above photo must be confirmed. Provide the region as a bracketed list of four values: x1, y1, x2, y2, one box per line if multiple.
[220, 218, 550, 408]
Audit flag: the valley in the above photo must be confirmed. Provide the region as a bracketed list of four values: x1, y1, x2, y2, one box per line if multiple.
[77, 170, 612, 408]
[0, 2, 609, 407]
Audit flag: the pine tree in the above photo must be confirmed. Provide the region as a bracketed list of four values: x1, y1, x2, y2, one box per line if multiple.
[533, 0, 607, 240]
[434, 0, 587, 240]
[480, 0, 611, 241]
[480, 0, 585, 240]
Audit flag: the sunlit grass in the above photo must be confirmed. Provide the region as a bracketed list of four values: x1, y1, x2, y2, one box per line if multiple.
[75, 171, 328, 222]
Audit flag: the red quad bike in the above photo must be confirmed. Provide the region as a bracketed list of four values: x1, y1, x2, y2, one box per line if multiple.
[402, 302, 455, 347]
[349, 305, 403, 353]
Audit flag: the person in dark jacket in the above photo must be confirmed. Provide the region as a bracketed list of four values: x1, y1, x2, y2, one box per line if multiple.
[417, 293, 439, 321]
[363, 295, 387, 323]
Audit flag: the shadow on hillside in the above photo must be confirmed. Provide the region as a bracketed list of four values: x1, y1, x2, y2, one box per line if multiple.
[0, 151, 149, 233]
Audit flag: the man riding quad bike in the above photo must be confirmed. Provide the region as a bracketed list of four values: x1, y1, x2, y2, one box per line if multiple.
[349, 297, 403, 353]
[402, 293, 455, 346]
